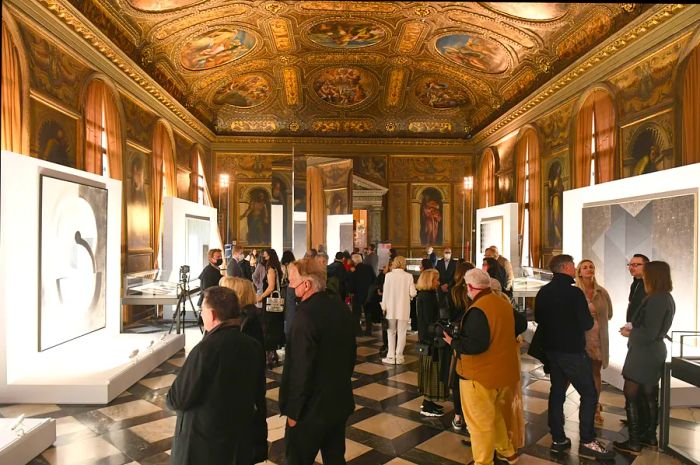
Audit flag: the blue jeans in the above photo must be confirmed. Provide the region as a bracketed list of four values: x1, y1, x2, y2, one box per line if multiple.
[545, 351, 598, 443]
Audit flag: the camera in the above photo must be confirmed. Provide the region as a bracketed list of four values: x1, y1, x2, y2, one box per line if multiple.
[429, 319, 459, 348]
[179, 265, 190, 284]
[180, 265, 190, 274]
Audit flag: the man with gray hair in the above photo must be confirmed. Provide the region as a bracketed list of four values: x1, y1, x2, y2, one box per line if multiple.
[280, 258, 357, 463]
[534, 254, 614, 460]
[443, 268, 526, 465]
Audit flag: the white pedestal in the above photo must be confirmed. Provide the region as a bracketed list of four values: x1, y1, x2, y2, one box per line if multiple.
[0, 418, 56, 465]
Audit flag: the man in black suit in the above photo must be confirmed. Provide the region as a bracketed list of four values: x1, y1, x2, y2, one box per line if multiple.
[363, 243, 379, 276]
[348, 253, 376, 335]
[280, 258, 357, 464]
[326, 251, 349, 300]
[226, 244, 244, 278]
[435, 247, 457, 308]
[167, 286, 267, 465]
[197, 248, 223, 307]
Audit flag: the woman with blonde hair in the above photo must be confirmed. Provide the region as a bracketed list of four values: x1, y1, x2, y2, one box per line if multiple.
[380, 256, 417, 364]
[574, 259, 613, 425]
[219, 276, 264, 349]
[415, 269, 449, 416]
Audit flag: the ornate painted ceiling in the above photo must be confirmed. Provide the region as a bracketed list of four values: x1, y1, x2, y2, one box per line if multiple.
[70, 1, 647, 139]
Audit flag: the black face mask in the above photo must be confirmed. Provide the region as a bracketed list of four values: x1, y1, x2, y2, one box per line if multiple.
[214, 258, 223, 266]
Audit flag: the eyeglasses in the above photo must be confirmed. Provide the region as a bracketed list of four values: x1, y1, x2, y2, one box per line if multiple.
[626, 263, 643, 268]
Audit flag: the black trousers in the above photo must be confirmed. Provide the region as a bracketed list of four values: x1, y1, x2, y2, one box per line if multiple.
[285, 417, 348, 465]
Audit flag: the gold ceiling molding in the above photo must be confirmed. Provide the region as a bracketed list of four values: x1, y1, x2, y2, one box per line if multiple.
[213, 136, 471, 148]
[473, 3, 688, 144]
[283, 68, 301, 106]
[151, 4, 250, 41]
[37, 0, 214, 140]
[396, 22, 427, 54]
[268, 18, 294, 52]
[385, 68, 406, 108]
[305, 53, 386, 65]
[191, 59, 271, 93]
[300, 2, 399, 14]
[448, 10, 538, 50]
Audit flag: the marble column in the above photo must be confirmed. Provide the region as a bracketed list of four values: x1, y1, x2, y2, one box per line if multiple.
[368, 206, 382, 245]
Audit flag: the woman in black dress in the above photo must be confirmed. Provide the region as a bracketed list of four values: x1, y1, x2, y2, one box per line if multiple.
[614, 261, 675, 455]
[256, 248, 284, 368]
[482, 257, 508, 296]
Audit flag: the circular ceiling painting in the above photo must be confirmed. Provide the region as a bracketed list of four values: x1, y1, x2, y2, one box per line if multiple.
[213, 74, 272, 108]
[436, 34, 508, 73]
[481, 3, 570, 21]
[414, 77, 470, 109]
[308, 20, 387, 49]
[127, 0, 202, 12]
[180, 28, 255, 71]
[313, 67, 373, 107]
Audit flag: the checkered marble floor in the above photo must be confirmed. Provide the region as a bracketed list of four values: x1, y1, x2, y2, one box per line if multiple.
[2, 326, 697, 465]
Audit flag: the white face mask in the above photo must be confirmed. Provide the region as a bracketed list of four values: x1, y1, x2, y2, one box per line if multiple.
[444, 253, 451, 259]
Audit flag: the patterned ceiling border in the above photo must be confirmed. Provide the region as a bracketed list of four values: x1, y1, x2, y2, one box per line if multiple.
[473, 3, 688, 145]
[36, 0, 215, 141]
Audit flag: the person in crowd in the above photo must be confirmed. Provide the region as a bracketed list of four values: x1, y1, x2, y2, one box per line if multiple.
[348, 253, 376, 335]
[281, 250, 297, 341]
[327, 251, 349, 301]
[380, 256, 417, 364]
[363, 243, 379, 275]
[443, 269, 526, 465]
[482, 256, 508, 295]
[372, 259, 392, 357]
[316, 252, 329, 267]
[416, 269, 449, 417]
[627, 254, 650, 323]
[614, 261, 675, 455]
[420, 258, 434, 270]
[280, 258, 356, 464]
[389, 247, 397, 261]
[342, 251, 353, 272]
[447, 260, 475, 435]
[426, 245, 438, 268]
[485, 246, 514, 293]
[167, 286, 267, 465]
[252, 252, 266, 306]
[256, 248, 284, 369]
[305, 248, 318, 259]
[436, 247, 457, 308]
[535, 254, 615, 460]
[249, 249, 259, 268]
[197, 248, 223, 308]
[226, 244, 244, 278]
[574, 259, 614, 425]
[219, 277, 264, 350]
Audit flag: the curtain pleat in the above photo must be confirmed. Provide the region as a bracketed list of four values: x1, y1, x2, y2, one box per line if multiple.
[1, 21, 22, 153]
[84, 81, 103, 174]
[102, 86, 122, 180]
[190, 146, 200, 202]
[593, 90, 615, 183]
[307, 165, 326, 251]
[527, 133, 541, 268]
[478, 150, 495, 209]
[574, 100, 594, 188]
[683, 46, 700, 165]
[152, 123, 170, 267]
[515, 137, 527, 260]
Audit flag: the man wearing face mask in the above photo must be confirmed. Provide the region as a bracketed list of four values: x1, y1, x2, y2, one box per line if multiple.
[279, 258, 357, 464]
[436, 247, 457, 308]
[443, 269, 526, 465]
[197, 248, 224, 308]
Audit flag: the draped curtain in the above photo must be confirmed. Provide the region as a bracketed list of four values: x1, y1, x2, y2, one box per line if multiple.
[574, 98, 594, 188]
[306, 165, 326, 251]
[84, 79, 123, 179]
[515, 137, 527, 260]
[592, 90, 615, 183]
[1, 20, 22, 153]
[190, 146, 200, 202]
[478, 150, 495, 209]
[152, 122, 175, 267]
[682, 45, 700, 165]
[527, 132, 541, 268]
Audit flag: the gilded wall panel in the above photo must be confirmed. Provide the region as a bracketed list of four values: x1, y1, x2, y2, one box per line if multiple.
[353, 156, 387, 186]
[121, 95, 158, 148]
[536, 100, 574, 151]
[620, 110, 674, 179]
[174, 132, 193, 167]
[388, 183, 408, 246]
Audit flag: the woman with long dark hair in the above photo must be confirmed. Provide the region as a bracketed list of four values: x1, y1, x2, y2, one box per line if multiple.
[256, 248, 284, 368]
[614, 261, 675, 455]
[482, 257, 508, 296]
[281, 250, 297, 341]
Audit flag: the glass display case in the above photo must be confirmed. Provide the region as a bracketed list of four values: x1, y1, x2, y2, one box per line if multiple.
[121, 269, 201, 306]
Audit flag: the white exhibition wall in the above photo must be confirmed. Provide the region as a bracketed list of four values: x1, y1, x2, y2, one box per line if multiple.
[271, 204, 284, 255]
[563, 163, 700, 391]
[476, 202, 520, 273]
[327, 214, 354, 256]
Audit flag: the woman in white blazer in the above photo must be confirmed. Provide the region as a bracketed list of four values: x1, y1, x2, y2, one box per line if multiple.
[380, 256, 417, 364]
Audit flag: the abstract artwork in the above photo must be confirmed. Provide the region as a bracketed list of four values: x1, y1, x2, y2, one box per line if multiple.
[414, 76, 470, 109]
[40, 176, 107, 351]
[436, 34, 509, 73]
[313, 67, 373, 107]
[582, 193, 696, 333]
[308, 20, 386, 48]
[180, 28, 255, 70]
[213, 74, 272, 108]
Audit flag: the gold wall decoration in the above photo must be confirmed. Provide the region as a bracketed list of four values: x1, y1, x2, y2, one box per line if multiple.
[121, 93, 158, 148]
[283, 67, 300, 106]
[29, 94, 80, 169]
[555, 8, 612, 61]
[216, 152, 273, 180]
[389, 156, 465, 182]
[620, 109, 674, 178]
[536, 99, 574, 151]
[397, 21, 426, 54]
[386, 68, 406, 107]
[227, 120, 277, 132]
[152, 4, 250, 40]
[301, 2, 399, 13]
[354, 156, 387, 185]
[408, 121, 453, 133]
[305, 53, 385, 65]
[501, 68, 537, 102]
[388, 183, 409, 246]
[268, 18, 294, 52]
[312, 120, 375, 133]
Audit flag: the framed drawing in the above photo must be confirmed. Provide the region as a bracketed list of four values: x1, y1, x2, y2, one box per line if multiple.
[39, 175, 108, 351]
[30, 96, 79, 169]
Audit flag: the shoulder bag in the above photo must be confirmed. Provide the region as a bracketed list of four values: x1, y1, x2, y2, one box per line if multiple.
[265, 269, 285, 313]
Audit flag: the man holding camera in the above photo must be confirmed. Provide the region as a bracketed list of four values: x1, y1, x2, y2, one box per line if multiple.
[443, 269, 526, 465]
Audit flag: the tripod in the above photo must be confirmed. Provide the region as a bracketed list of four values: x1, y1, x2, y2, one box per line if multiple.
[169, 274, 202, 335]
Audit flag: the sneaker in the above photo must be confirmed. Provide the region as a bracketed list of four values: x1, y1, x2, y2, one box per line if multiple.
[451, 416, 465, 431]
[424, 400, 443, 411]
[420, 404, 443, 417]
[550, 437, 572, 453]
[495, 452, 519, 464]
[381, 357, 396, 364]
[579, 439, 615, 460]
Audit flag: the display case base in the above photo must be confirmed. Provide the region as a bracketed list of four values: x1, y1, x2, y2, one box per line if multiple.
[0, 418, 56, 465]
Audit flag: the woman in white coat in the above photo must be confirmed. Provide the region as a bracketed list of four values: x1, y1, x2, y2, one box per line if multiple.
[380, 256, 417, 364]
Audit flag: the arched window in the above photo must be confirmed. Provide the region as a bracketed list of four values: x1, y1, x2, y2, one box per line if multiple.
[515, 128, 541, 267]
[573, 88, 616, 187]
[681, 45, 700, 165]
[478, 149, 496, 209]
[84, 78, 123, 179]
[152, 120, 176, 267]
[1, 13, 27, 154]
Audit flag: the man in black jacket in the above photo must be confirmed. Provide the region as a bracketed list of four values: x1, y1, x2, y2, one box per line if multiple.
[197, 248, 223, 307]
[348, 253, 376, 335]
[534, 254, 614, 460]
[626, 253, 649, 323]
[167, 286, 267, 465]
[326, 251, 349, 300]
[280, 258, 357, 464]
[435, 247, 457, 308]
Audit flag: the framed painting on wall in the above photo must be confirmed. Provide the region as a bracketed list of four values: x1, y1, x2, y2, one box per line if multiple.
[411, 184, 451, 246]
[125, 148, 152, 252]
[39, 175, 108, 351]
[238, 183, 271, 246]
[30, 95, 79, 169]
[325, 188, 349, 215]
[543, 153, 570, 250]
[620, 111, 674, 178]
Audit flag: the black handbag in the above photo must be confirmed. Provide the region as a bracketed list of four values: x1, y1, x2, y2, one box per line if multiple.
[527, 324, 549, 373]
[415, 342, 431, 355]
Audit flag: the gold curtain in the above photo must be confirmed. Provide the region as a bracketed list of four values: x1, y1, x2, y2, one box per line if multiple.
[84, 81, 103, 174]
[103, 87, 122, 180]
[1, 21, 22, 153]
[152, 123, 173, 267]
[593, 90, 615, 183]
[527, 132, 541, 268]
[306, 165, 326, 251]
[574, 98, 594, 188]
[190, 146, 200, 202]
[515, 138, 527, 260]
[682, 45, 700, 165]
[478, 150, 495, 209]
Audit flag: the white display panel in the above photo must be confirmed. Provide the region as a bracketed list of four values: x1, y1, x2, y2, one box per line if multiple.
[563, 163, 700, 390]
[476, 202, 520, 272]
[271, 204, 284, 254]
[0, 418, 55, 465]
[326, 214, 353, 256]
[162, 197, 220, 274]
